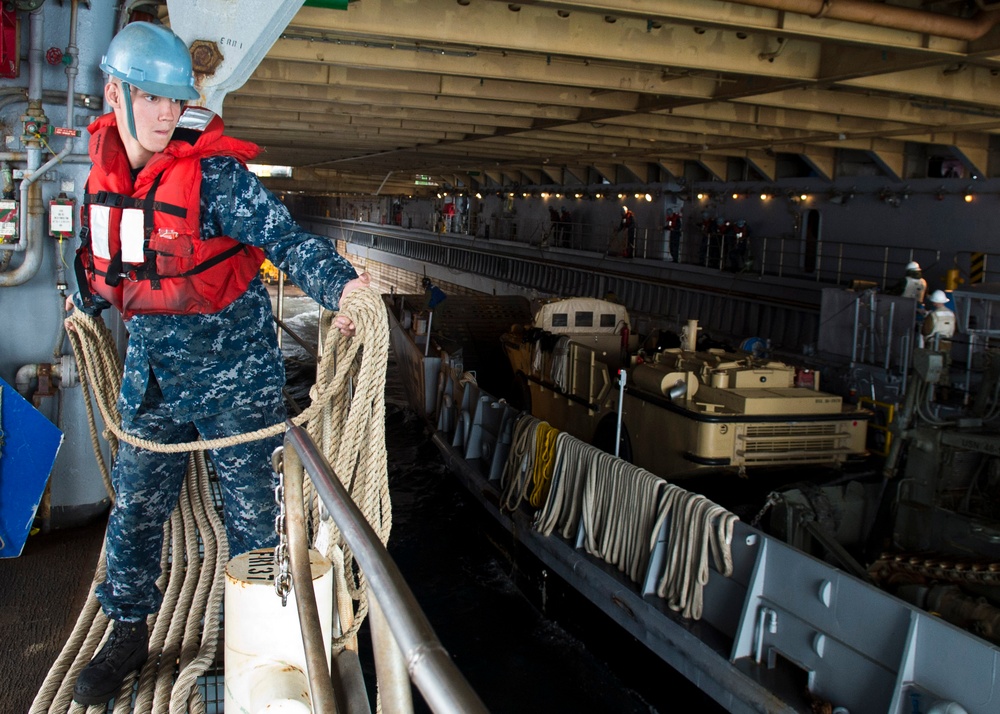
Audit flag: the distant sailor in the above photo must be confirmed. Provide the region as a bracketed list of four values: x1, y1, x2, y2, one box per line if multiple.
[422, 276, 447, 309]
[889, 260, 928, 304]
[617, 205, 637, 258]
[922, 289, 956, 348]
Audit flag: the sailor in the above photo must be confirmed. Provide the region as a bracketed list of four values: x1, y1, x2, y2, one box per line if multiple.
[665, 209, 681, 262]
[922, 289, 956, 348]
[67, 22, 369, 705]
[617, 205, 637, 258]
[442, 200, 457, 233]
[422, 276, 447, 309]
[888, 260, 928, 304]
[727, 218, 750, 272]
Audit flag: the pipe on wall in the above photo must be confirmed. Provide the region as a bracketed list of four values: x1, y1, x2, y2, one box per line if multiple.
[0, 2, 82, 284]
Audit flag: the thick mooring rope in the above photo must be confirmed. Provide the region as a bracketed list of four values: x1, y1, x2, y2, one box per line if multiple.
[581, 454, 667, 583]
[651, 487, 737, 621]
[499, 414, 559, 511]
[531, 419, 740, 621]
[309, 294, 391, 651]
[500, 414, 547, 511]
[535, 431, 595, 539]
[33, 287, 389, 713]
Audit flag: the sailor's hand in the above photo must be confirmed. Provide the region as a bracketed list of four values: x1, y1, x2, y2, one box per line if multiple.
[333, 314, 356, 337]
[333, 273, 371, 336]
[341, 272, 371, 300]
[65, 294, 75, 312]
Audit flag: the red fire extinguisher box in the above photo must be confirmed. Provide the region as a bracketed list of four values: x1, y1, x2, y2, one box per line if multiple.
[0, 8, 19, 79]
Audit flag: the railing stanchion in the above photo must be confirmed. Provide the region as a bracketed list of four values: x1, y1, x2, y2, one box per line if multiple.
[370, 595, 415, 714]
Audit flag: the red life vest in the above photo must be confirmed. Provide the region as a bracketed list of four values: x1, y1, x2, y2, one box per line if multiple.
[76, 112, 265, 319]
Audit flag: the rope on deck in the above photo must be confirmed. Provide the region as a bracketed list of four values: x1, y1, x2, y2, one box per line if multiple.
[31, 287, 389, 713]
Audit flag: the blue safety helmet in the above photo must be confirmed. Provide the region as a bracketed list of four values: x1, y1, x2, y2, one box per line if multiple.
[101, 22, 200, 138]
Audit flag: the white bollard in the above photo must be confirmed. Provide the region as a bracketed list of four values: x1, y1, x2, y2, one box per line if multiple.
[225, 548, 334, 714]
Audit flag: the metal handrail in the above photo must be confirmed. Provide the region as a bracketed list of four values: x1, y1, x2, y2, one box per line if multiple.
[282, 422, 491, 714]
[321, 215, 949, 292]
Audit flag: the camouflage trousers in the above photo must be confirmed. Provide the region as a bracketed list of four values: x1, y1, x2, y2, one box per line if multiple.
[96, 373, 283, 622]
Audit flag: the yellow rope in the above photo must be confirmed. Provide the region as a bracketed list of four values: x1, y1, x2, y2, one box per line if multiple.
[528, 422, 559, 508]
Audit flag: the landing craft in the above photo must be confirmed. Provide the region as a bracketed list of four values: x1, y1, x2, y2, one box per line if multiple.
[501, 297, 871, 478]
[7, 0, 1000, 712]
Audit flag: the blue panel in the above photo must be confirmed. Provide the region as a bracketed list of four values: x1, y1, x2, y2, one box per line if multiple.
[0, 377, 63, 558]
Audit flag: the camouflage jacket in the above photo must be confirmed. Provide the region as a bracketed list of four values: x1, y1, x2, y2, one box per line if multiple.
[94, 156, 358, 422]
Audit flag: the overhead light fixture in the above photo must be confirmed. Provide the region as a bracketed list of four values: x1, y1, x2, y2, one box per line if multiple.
[696, 192, 706, 200]
[644, 193, 653, 202]
[760, 192, 770, 200]
[475, 192, 482, 199]
[965, 190, 974, 203]
[732, 192, 739, 200]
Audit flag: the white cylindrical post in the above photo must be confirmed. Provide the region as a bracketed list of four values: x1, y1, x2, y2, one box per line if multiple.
[225, 548, 334, 714]
[685, 319, 700, 352]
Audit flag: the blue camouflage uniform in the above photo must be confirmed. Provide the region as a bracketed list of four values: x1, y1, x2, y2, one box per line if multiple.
[81, 156, 357, 622]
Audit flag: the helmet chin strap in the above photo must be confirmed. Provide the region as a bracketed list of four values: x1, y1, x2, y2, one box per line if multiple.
[120, 82, 138, 140]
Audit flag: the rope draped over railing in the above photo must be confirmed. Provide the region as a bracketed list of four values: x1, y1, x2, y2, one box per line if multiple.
[524, 414, 739, 621]
[33, 287, 389, 713]
[651, 485, 737, 620]
[500, 415, 558, 512]
[308, 293, 391, 653]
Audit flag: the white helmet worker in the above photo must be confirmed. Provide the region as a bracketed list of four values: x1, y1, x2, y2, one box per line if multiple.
[906, 261, 921, 272]
[929, 290, 949, 304]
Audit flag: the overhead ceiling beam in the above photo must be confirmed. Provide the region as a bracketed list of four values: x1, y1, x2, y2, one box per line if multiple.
[696, 155, 729, 180]
[293, 0, 823, 81]
[499, 0, 970, 52]
[745, 150, 776, 181]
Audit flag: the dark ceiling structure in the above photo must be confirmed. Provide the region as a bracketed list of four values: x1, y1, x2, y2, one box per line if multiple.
[202, 0, 1000, 195]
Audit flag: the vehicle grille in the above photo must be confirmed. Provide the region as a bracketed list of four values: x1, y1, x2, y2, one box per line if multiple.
[738, 422, 850, 464]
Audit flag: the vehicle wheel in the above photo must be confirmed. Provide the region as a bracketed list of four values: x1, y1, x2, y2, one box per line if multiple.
[591, 414, 632, 463]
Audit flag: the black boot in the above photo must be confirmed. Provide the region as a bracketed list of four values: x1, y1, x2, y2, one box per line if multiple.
[73, 619, 149, 705]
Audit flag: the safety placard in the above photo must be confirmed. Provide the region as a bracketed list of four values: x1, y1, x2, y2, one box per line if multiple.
[0, 199, 16, 237]
[49, 199, 74, 237]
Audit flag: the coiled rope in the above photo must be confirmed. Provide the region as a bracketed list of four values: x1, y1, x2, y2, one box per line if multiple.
[531, 419, 739, 620]
[535, 431, 595, 540]
[500, 414, 558, 511]
[581, 453, 667, 583]
[651, 487, 737, 620]
[32, 287, 389, 713]
[500, 414, 540, 511]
